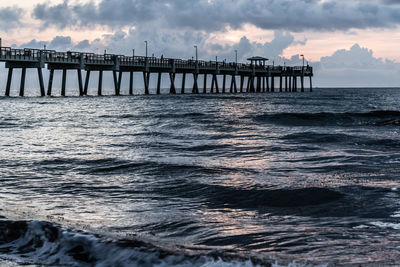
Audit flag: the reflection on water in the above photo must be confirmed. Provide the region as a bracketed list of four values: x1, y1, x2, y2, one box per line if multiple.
[1, 89, 400, 265]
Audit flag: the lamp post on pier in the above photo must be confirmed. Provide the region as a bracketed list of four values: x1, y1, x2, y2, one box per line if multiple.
[234, 50, 238, 65]
[194, 45, 198, 62]
[300, 54, 305, 68]
[144, 41, 148, 58]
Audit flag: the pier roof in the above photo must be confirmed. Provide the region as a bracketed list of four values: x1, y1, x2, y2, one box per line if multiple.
[247, 56, 269, 61]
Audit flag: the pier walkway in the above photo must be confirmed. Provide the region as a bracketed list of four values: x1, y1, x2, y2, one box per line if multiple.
[0, 47, 313, 97]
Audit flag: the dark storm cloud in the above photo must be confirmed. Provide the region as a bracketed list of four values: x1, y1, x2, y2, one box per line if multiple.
[20, 36, 75, 51]
[0, 6, 23, 30]
[32, 0, 157, 29]
[32, 0, 400, 32]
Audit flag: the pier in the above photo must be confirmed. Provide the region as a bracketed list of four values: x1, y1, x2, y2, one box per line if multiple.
[0, 47, 313, 97]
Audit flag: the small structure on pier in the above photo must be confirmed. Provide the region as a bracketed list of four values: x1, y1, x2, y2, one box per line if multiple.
[247, 56, 268, 67]
[0, 46, 313, 97]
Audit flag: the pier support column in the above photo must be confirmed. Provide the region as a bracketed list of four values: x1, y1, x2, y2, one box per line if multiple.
[113, 71, 118, 95]
[169, 72, 176, 94]
[19, 68, 26, 97]
[77, 69, 84, 96]
[301, 75, 305, 92]
[143, 72, 151, 95]
[129, 72, 134, 95]
[61, 69, 67, 97]
[38, 68, 45, 97]
[157, 72, 162, 94]
[181, 73, 186, 94]
[84, 70, 90, 96]
[246, 77, 250, 92]
[279, 75, 283, 92]
[211, 74, 219, 93]
[293, 76, 297, 92]
[240, 75, 244, 93]
[47, 69, 54, 96]
[266, 76, 270, 92]
[222, 74, 226, 93]
[117, 71, 122, 96]
[98, 70, 103, 96]
[192, 73, 199, 94]
[271, 76, 275, 92]
[310, 76, 313, 92]
[289, 76, 292, 92]
[262, 76, 266, 92]
[285, 76, 288, 92]
[214, 74, 219, 93]
[251, 76, 256, 93]
[5, 68, 13, 96]
[211, 75, 215, 93]
[203, 74, 207, 94]
[256, 76, 261, 93]
[230, 75, 237, 93]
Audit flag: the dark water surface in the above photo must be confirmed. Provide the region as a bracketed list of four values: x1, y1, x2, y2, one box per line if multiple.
[1, 88, 400, 266]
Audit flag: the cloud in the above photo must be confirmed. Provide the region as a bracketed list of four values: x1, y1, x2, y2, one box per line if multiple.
[33, 1, 77, 30]
[0, 6, 24, 30]
[314, 43, 400, 87]
[31, 0, 400, 32]
[20, 36, 79, 51]
[320, 44, 382, 69]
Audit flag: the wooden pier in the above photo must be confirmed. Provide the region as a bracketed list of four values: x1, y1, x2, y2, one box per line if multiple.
[0, 47, 313, 97]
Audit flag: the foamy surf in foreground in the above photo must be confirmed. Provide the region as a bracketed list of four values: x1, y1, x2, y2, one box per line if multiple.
[0, 219, 327, 267]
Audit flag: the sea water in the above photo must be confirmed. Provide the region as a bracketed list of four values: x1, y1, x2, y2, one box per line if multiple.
[1, 88, 400, 266]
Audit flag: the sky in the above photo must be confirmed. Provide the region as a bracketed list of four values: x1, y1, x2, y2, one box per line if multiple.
[1, 0, 400, 87]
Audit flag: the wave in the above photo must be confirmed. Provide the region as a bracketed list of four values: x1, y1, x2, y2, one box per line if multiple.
[99, 112, 207, 120]
[253, 110, 400, 127]
[154, 182, 344, 209]
[0, 219, 270, 267]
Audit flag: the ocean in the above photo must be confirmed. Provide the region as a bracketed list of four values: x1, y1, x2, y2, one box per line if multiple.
[1, 88, 400, 266]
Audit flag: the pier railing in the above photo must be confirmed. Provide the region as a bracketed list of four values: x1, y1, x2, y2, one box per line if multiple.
[0, 46, 313, 75]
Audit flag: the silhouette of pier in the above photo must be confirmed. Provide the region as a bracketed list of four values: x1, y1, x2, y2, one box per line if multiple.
[0, 47, 313, 97]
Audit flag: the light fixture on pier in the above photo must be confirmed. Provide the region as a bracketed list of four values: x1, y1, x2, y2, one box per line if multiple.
[300, 54, 305, 67]
[194, 45, 198, 62]
[234, 50, 238, 65]
[144, 41, 148, 58]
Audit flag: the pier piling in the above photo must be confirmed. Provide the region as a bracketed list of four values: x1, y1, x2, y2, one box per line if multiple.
[181, 73, 186, 94]
[192, 73, 199, 94]
[19, 68, 26, 97]
[169, 72, 175, 94]
[77, 69, 83, 96]
[98, 70, 103, 96]
[84, 70, 90, 95]
[47, 69, 54, 96]
[129, 72, 134, 95]
[203, 74, 207, 94]
[5, 68, 13, 97]
[61, 69, 67, 96]
[157, 72, 162, 94]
